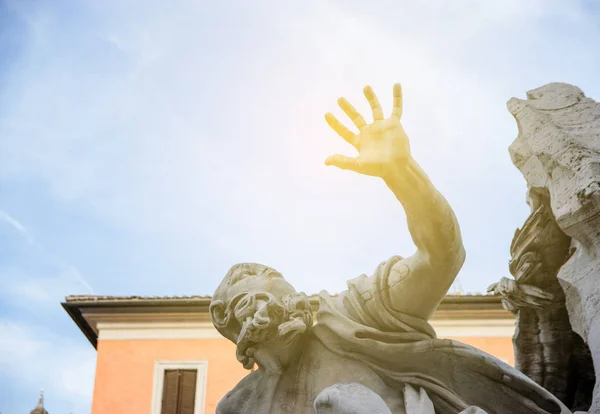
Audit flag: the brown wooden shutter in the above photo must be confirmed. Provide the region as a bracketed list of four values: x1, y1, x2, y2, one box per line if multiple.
[179, 369, 197, 414]
[161, 369, 198, 414]
[161, 370, 181, 414]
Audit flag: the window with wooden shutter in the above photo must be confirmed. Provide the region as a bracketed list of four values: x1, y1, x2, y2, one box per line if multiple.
[151, 361, 207, 414]
[161, 369, 198, 414]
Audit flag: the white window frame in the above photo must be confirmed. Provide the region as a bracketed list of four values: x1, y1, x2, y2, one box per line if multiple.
[150, 360, 208, 414]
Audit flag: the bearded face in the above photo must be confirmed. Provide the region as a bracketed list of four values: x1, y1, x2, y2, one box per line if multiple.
[231, 291, 312, 369]
[210, 263, 313, 370]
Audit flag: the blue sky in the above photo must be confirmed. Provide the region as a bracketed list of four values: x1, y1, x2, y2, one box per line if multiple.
[1, 0, 599, 412]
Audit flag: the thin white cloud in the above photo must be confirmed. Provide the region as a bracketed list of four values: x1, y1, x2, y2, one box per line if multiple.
[0, 209, 31, 241]
[0, 209, 94, 295]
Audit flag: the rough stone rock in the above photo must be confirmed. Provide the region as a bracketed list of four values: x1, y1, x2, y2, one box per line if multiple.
[489, 197, 594, 411]
[506, 82, 600, 411]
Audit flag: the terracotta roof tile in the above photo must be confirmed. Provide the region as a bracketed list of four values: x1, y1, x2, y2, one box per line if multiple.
[64, 294, 213, 302]
[65, 292, 496, 303]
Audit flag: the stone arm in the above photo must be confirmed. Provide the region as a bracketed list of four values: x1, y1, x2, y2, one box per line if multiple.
[383, 157, 465, 321]
[324, 83, 465, 322]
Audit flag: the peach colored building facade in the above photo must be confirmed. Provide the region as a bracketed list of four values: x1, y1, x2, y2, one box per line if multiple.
[63, 294, 516, 414]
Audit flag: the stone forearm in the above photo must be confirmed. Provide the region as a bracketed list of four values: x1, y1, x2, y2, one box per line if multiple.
[383, 157, 465, 265]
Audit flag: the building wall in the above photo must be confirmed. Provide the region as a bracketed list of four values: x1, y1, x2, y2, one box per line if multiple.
[91, 335, 514, 414]
[92, 338, 246, 414]
[448, 336, 514, 365]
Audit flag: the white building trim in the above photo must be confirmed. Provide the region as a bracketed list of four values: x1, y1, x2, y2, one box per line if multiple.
[96, 321, 222, 341]
[431, 318, 516, 338]
[91, 318, 515, 341]
[150, 360, 208, 414]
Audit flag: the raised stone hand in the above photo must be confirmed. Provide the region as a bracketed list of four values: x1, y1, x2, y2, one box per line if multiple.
[325, 84, 410, 179]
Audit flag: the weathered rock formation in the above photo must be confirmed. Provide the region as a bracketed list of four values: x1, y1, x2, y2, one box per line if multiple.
[493, 82, 600, 412]
[489, 193, 594, 411]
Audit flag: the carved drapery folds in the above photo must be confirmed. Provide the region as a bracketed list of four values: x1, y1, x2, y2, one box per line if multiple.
[490, 200, 593, 411]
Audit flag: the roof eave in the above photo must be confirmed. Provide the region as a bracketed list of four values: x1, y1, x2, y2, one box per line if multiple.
[62, 294, 505, 350]
[62, 301, 99, 349]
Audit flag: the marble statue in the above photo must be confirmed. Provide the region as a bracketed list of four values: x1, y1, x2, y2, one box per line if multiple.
[491, 83, 600, 412]
[312, 382, 487, 414]
[210, 84, 570, 413]
[313, 382, 392, 414]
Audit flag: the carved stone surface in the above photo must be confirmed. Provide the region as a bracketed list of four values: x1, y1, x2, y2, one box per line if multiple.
[210, 84, 570, 413]
[489, 198, 594, 411]
[313, 383, 392, 414]
[312, 383, 489, 414]
[506, 82, 600, 411]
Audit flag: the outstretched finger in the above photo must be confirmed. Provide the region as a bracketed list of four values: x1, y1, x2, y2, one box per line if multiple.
[392, 83, 403, 119]
[363, 86, 383, 121]
[325, 154, 361, 172]
[325, 113, 357, 147]
[338, 97, 367, 130]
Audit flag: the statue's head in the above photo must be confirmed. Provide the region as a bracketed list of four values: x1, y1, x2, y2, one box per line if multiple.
[209, 263, 313, 370]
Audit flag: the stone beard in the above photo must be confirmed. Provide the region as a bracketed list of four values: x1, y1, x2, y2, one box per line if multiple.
[230, 290, 313, 370]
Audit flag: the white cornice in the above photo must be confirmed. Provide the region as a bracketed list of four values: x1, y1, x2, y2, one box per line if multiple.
[82, 310, 211, 335]
[97, 321, 223, 340]
[91, 317, 515, 341]
[431, 318, 515, 338]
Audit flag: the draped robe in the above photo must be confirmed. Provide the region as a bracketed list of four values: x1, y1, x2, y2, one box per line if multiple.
[216, 257, 571, 414]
